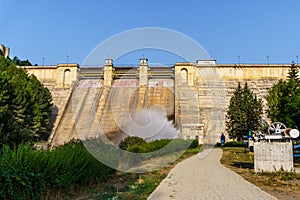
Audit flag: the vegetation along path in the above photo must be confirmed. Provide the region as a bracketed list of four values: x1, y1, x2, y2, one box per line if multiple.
[147, 148, 276, 200]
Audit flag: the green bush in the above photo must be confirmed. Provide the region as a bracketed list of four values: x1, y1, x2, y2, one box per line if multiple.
[0, 140, 116, 199]
[142, 139, 171, 152]
[127, 139, 191, 159]
[127, 139, 171, 153]
[121, 137, 195, 154]
[188, 140, 199, 149]
[121, 139, 193, 169]
[129, 145, 147, 153]
[119, 136, 147, 151]
[223, 141, 245, 147]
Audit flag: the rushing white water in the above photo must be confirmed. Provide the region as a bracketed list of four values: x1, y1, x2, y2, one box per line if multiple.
[122, 106, 180, 141]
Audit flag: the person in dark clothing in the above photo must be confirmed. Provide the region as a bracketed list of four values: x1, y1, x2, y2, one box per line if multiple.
[220, 133, 225, 146]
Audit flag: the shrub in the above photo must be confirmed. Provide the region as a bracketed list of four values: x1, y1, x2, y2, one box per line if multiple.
[119, 136, 147, 151]
[223, 141, 244, 147]
[128, 145, 147, 153]
[141, 139, 171, 152]
[188, 139, 199, 149]
[119, 138, 194, 169]
[0, 140, 116, 199]
[127, 139, 191, 159]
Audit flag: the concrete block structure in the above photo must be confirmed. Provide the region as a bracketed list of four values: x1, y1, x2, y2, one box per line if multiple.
[254, 142, 293, 172]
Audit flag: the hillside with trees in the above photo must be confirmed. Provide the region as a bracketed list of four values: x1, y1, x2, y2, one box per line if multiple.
[0, 55, 52, 148]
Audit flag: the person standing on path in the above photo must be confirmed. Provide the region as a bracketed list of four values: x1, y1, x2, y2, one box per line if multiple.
[221, 133, 225, 146]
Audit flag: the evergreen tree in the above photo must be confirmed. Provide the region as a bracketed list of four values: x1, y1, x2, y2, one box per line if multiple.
[0, 71, 14, 144]
[226, 83, 263, 141]
[266, 63, 300, 128]
[0, 55, 52, 148]
[26, 75, 52, 140]
[12, 56, 32, 66]
[287, 62, 299, 82]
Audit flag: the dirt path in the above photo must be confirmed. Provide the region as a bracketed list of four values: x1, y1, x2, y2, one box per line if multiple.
[147, 148, 277, 200]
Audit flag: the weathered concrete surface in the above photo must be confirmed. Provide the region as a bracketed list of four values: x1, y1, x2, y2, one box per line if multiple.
[148, 148, 277, 200]
[254, 142, 293, 172]
[48, 87, 74, 144]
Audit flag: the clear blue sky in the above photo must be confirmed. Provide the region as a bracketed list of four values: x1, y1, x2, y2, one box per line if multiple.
[1, 0, 300, 65]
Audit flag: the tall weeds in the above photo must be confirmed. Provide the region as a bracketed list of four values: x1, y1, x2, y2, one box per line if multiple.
[0, 140, 115, 199]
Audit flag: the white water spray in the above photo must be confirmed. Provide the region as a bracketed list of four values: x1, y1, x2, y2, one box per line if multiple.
[122, 106, 180, 141]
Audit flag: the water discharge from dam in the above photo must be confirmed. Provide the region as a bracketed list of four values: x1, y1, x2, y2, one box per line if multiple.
[51, 79, 178, 145]
[122, 108, 180, 142]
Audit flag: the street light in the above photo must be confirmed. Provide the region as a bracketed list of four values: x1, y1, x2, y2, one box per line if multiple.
[238, 55, 240, 66]
[267, 56, 269, 66]
[42, 57, 45, 67]
[66, 55, 69, 66]
[297, 55, 299, 65]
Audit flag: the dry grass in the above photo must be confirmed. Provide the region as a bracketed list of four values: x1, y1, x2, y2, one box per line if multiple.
[221, 147, 300, 200]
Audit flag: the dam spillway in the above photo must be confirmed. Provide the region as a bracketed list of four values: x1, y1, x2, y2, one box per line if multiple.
[50, 72, 176, 146]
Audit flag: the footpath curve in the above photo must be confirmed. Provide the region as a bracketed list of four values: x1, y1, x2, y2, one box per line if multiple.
[147, 148, 277, 200]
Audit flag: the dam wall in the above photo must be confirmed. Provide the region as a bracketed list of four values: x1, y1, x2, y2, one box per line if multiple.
[22, 60, 291, 146]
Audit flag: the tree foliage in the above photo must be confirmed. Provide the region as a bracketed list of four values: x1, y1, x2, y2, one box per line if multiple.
[226, 82, 263, 141]
[119, 136, 146, 151]
[0, 55, 52, 148]
[12, 56, 32, 66]
[266, 63, 300, 128]
[287, 62, 299, 82]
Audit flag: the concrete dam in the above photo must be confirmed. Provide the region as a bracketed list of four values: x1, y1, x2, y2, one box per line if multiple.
[23, 59, 291, 146]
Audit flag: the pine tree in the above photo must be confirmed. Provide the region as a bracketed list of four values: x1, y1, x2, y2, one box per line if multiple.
[12, 56, 32, 66]
[26, 75, 53, 140]
[266, 63, 300, 128]
[287, 62, 299, 82]
[0, 71, 13, 135]
[226, 83, 263, 141]
[0, 55, 53, 148]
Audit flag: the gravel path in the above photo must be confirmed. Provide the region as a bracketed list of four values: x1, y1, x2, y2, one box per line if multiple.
[147, 148, 277, 200]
